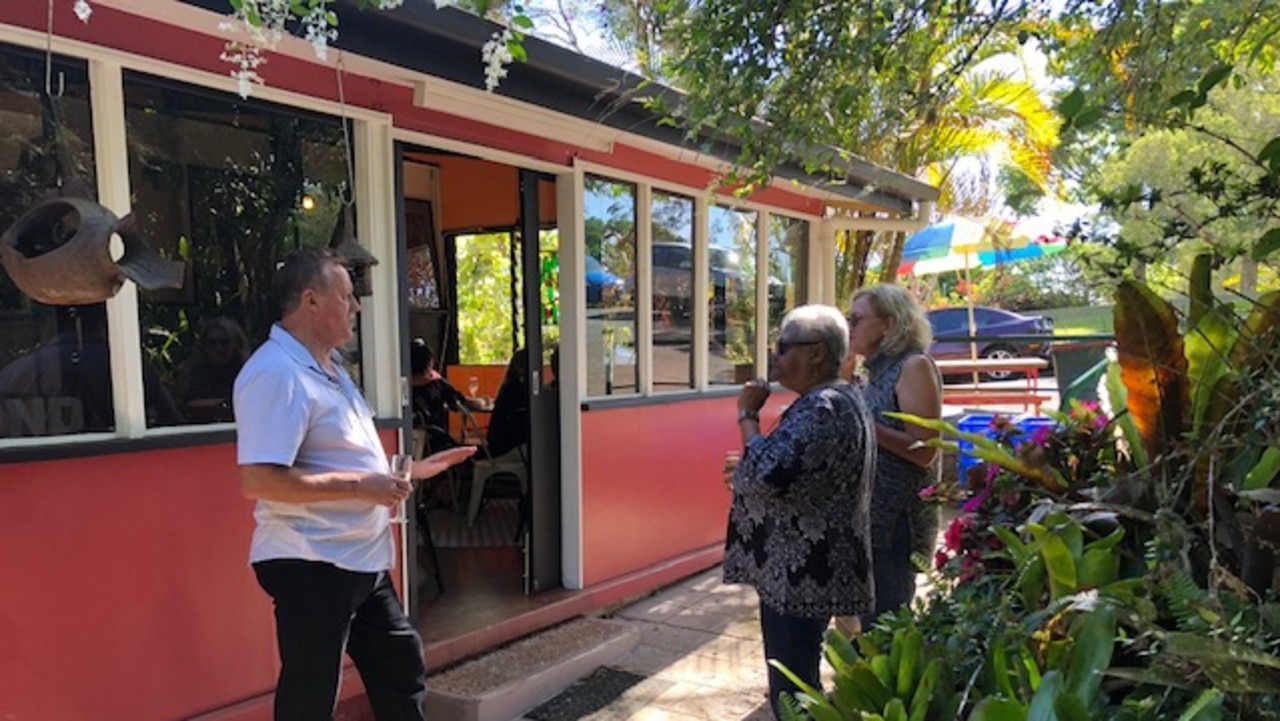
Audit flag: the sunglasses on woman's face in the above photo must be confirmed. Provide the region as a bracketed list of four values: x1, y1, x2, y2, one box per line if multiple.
[846, 313, 878, 329]
[775, 339, 821, 356]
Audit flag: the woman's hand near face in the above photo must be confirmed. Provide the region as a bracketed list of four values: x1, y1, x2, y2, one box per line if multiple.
[738, 378, 770, 413]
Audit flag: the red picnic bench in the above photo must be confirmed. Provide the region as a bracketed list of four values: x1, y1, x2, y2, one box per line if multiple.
[935, 357, 1052, 414]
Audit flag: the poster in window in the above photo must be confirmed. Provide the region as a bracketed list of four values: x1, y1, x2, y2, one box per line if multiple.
[405, 201, 441, 309]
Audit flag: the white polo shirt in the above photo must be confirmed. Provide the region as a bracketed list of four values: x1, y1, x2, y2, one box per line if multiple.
[234, 324, 394, 573]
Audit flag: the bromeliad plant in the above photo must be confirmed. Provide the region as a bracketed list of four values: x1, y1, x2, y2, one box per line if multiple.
[781, 268, 1280, 720]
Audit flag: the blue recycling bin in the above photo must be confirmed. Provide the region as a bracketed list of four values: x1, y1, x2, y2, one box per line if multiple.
[956, 414, 1057, 485]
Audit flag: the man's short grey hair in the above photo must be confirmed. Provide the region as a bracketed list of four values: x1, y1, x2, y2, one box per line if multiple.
[781, 304, 850, 375]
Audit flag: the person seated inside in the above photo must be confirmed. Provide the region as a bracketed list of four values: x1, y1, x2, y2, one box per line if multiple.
[173, 317, 249, 423]
[408, 340, 481, 453]
[484, 348, 529, 458]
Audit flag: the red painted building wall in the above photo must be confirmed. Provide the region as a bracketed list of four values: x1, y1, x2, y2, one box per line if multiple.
[579, 393, 793, 586]
[0, 432, 396, 721]
[0, 444, 273, 720]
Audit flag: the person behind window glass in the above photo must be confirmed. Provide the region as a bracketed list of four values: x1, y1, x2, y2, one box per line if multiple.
[234, 248, 474, 721]
[484, 347, 529, 458]
[172, 316, 248, 423]
[723, 304, 875, 717]
[0, 304, 180, 436]
[844, 284, 943, 632]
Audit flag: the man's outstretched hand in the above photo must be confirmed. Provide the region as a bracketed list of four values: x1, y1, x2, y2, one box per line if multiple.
[412, 446, 479, 479]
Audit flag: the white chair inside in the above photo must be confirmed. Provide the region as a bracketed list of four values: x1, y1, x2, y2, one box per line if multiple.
[466, 444, 528, 527]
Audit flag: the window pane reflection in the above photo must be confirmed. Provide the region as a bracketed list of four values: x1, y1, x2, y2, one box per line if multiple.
[651, 191, 693, 391]
[766, 215, 808, 376]
[708, 205, 757, 385]
[0, 46, 117, 438]
[124, 72, 356, 426]
[583, 176, 636, 397]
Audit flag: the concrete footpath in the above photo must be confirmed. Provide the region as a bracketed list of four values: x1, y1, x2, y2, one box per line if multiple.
[509, 567, 778, 721]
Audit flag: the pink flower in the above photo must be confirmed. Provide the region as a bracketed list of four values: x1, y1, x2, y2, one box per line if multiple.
[934, 550, 950, 570]
[919, 484, 936, 500]
[943, 516, 971, 552]
[947, 517, 962, 550]
[1030, 426, 1053, 446]
[961, 492, 988, 513]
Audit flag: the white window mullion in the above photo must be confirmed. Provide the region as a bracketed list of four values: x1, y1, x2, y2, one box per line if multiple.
[635, 184, 653, 395]
[90, 58, 146, 438]
[353, 118, 399, 417]
[755, 211, 770, 376]
[559, 164, 586, 590]
[691, 195, 710, 390]
[814, 218, 834, 307]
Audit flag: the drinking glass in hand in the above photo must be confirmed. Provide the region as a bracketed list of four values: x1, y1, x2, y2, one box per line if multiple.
[388, 453, 413, 524]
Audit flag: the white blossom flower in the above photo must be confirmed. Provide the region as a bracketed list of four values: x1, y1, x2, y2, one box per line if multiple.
[301, 4, 338, 61]
[73, 0, 92, 23]
[481, 27, 514, 92]
[433, 0, 456, 8]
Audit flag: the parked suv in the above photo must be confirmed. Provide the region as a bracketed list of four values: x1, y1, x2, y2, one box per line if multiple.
[927, 306, 1054, 379]
[651, 242, 783, 322]
[651, 242, 742, 322]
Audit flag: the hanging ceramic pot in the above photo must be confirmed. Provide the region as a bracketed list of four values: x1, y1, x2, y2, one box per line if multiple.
[0, 196, 184, 305]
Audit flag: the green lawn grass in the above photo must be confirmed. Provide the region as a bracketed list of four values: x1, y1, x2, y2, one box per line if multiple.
[1043, 305, 1114, 337]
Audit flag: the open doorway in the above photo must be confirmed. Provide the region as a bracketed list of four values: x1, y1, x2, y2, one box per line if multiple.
[397, 146, 563, 650]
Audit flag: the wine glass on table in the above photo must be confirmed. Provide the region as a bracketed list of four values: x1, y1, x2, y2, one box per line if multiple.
[388, 453, 413, 524]
[467, 375, 480, 400]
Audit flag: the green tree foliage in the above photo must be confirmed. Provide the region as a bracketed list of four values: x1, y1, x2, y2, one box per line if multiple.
[454, 232, 519, 364]
[658, 1, 1060, 292]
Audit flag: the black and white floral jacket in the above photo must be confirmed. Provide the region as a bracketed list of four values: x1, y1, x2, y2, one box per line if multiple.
[722, 381, 876, 619]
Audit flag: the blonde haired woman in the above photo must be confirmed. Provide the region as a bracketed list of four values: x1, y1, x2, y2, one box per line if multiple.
[846, 284, 942, 626]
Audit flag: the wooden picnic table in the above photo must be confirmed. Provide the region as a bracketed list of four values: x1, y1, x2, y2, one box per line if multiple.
[935, 357, 1051, 413]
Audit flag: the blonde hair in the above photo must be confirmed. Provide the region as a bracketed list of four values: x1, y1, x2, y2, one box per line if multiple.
[850, 284, 932, 357]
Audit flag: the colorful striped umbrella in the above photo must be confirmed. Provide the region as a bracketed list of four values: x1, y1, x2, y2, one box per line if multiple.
[898, 238, 1068, 276]
[897, 216, 1065, 276]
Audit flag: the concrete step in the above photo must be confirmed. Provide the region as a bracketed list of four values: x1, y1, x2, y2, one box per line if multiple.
[426, 617, 640, 721]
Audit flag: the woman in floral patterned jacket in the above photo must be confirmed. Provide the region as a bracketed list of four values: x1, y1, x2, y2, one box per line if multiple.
[723, 304, 876, 717]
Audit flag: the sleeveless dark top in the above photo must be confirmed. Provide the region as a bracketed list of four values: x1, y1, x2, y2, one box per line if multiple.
[862, 351, 939, 547]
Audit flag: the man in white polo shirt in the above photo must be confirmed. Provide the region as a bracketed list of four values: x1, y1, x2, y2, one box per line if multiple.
[235, 248, 474, 721]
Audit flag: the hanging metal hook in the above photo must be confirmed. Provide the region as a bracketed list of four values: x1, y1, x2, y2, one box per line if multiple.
[43, 0, 64, 100]
[335, 54, 357, 207]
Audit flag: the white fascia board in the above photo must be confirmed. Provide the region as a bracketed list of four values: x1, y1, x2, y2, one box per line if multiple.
[826, 210, 933, 234]
[619, 133, 926, 213]
[409, 77, 617, 154]
[574, 160, 825, 222]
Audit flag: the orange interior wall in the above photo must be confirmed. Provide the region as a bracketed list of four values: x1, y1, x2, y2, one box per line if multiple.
[578, 393, 794, 586]
[0, 430, 400, 721]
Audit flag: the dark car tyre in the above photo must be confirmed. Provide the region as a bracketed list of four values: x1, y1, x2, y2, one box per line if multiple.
[981, 344, 1021, 381]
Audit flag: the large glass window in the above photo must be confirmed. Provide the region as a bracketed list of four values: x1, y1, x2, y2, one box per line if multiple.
[583, 175, 636, 396]
[766, 215, 809, 375]
[0, 45, 112, 439]
[651, 190, 694, 391]
[708, 205, 757, 385]
[123, 72, 356, 426]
